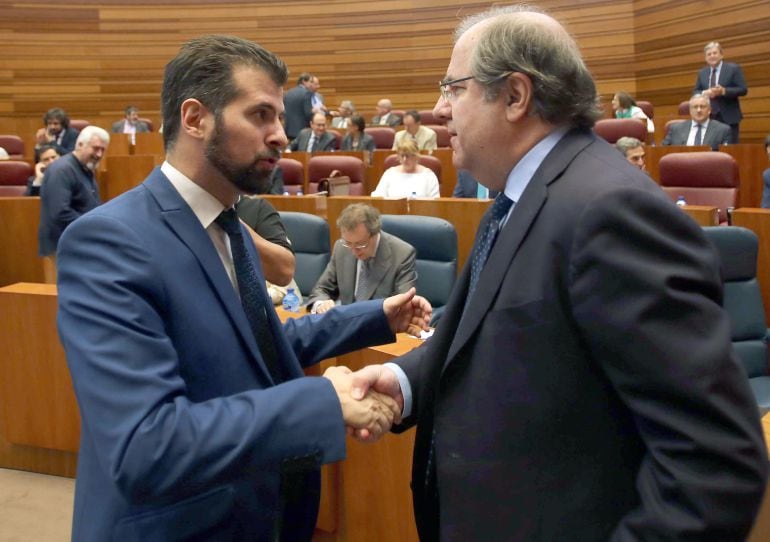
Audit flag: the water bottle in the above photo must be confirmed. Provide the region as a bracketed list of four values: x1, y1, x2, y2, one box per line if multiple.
[676, 195, 686, 207]
[282, 287, 300, 313]
[283, 191, 289, 196]
[409, 191, 417, 200]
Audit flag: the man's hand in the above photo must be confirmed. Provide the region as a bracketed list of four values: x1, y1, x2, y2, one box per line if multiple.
[35, 127, 52, 145]
[347, 364, 404, 442]
[324, 366, 400, 441]
[383, 287, 432, 336]
[313, 300, 335, 314]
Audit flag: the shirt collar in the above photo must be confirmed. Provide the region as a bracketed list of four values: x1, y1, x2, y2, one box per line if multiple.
[161, 161, 226, 229]
[503, 126, 569, 203]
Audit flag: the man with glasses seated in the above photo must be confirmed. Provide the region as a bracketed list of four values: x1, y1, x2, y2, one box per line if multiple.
[307, 203, 419, 314]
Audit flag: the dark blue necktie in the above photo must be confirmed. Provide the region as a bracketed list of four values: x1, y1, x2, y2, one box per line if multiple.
[694, 123, 703, 146]
[216, 209, 282, 382]
[468, 193, 514, 298]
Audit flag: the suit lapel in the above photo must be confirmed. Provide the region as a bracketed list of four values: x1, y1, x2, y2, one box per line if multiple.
[360, 233, 392, 300]
[144, 170, 276, 383]
[444, 130, 594, 368]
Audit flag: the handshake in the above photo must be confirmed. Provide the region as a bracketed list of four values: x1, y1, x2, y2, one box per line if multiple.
[324, 364, 404, 443]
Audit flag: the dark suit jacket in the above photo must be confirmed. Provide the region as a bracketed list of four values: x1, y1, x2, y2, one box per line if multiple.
[111, 120, 151, 133]
[306, 231, 416, 307]
[393, 129, 767, 541]
[38, 153, 100, 256]
[56, 168, 395, 541]
[371, 113, 402, 127]
[341, 133, 375, 152]
[283, 84, 314, 140]
[288, 129, 337, 152]
[662, 119, 731, 150]
[694, 62, 747, 125]
[451, 169, 499, 199]
[761, 168, 770, 209]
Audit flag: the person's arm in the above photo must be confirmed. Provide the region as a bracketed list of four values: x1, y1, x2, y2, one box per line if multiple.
[721, 63, 748, 98]
[393, 244, 418, 294]
[42, 165, 84, 225]
[371, 169, 391, 197]
[693, 68, 706, 94]
[305, 246, 341, 308]
[426, 171, 440, 198]
[244, 224, 294, 286]
[569, 188, 767, 538]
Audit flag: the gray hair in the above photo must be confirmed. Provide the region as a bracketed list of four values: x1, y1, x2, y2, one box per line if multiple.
[76, 125, 110, 147]
[337, 203, 381, 236]
[455, 5, 601, 129]
[704, 41, 722, 53]
[615, 136, 643, 156]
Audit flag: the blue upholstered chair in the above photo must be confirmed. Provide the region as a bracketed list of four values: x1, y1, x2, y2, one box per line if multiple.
[702, 226, 770, 407]
[380, 214, 457, 325]
[279, 212, 330, 299]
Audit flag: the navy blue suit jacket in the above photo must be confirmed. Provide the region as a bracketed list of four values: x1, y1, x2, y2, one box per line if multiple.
[694, 62, 747, 125]
[394, 129, 767, 541]
[283, 85, 314, 140]
[57, 168, 394, 540]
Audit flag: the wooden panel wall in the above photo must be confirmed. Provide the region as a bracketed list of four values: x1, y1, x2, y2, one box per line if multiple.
[0, 0, 768, 163]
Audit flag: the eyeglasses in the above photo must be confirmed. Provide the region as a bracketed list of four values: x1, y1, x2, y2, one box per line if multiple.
[438, 75, 474, 102]
[340, 236, 371, 250]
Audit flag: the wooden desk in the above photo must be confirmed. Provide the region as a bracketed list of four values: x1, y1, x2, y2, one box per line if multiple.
[0, 197, 45, 286]
[261, 194, 328, 217]
[103, 154, 158, 200]
[133, 132, 164, 158]
[679, 205, 719, 226]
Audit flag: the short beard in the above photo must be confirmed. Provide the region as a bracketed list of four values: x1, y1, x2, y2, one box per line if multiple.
[205, 114, 279, 195]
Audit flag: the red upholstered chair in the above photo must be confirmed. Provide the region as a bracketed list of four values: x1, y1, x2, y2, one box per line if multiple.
[419, 110, 445, 126]
[364, 127, 396, 149]
[0, 185, 27, 196]
[678, 101, 690, 116]
[426, 125, 450, 148]
[382, 153, 442, 182]
[593, 118, 647, 144]
[277, 157, 304, 195]
[307, 155, 365, 195]
[636, 101, 654, 120]
[0, 160, 34, 187]
[664, 119, 687, 138]
[69, 119, 91, 131]
[0, 135, 25, 160]
[658, 151, 739, 224]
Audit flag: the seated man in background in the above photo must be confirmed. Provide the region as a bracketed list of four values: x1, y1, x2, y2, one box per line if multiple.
[307, 203, 419, 314]
[330, 100, 355, 129]
[25, 143, 61, 196]
[112, 105, 151, 135]
[392, 110, 437, 151]
[615, 136, 646, 171]
[35, 107, 80, 158]
[662, 93, 730, 151]
[371, 98, 402, 126]
[38, 125, 110, 281]
[288, 112, 337, 152]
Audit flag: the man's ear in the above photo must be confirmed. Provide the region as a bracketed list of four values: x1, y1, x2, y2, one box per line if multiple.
[180, 99, 210, 140]
[503, 73, 533, 122]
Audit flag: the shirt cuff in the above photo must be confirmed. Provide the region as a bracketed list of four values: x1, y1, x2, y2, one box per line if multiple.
[383, 362, 413, 419]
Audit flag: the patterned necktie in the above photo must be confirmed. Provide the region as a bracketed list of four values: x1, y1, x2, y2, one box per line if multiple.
[216, 209, 282, 382]
[468, 193, 514, 298]
[308, 134, 317, 153]
[694, 123, 703, 146]
[355, 258, 372, 301]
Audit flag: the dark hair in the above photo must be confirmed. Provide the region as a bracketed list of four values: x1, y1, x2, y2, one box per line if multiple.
[350, 114, 365, 132]
[296, 72, 313, 86]
[615, 91, 636, 110]
[456, 6, 602, 129]
[404, 110, 421, 123]
[43, 108, 70, 129]
[37, 143, 60, 157]
[124, 105, 139, 115]
[161, 35, 288, 150]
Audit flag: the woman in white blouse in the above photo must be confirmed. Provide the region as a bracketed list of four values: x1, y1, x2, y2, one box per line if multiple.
[371, 139, 440, 198]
